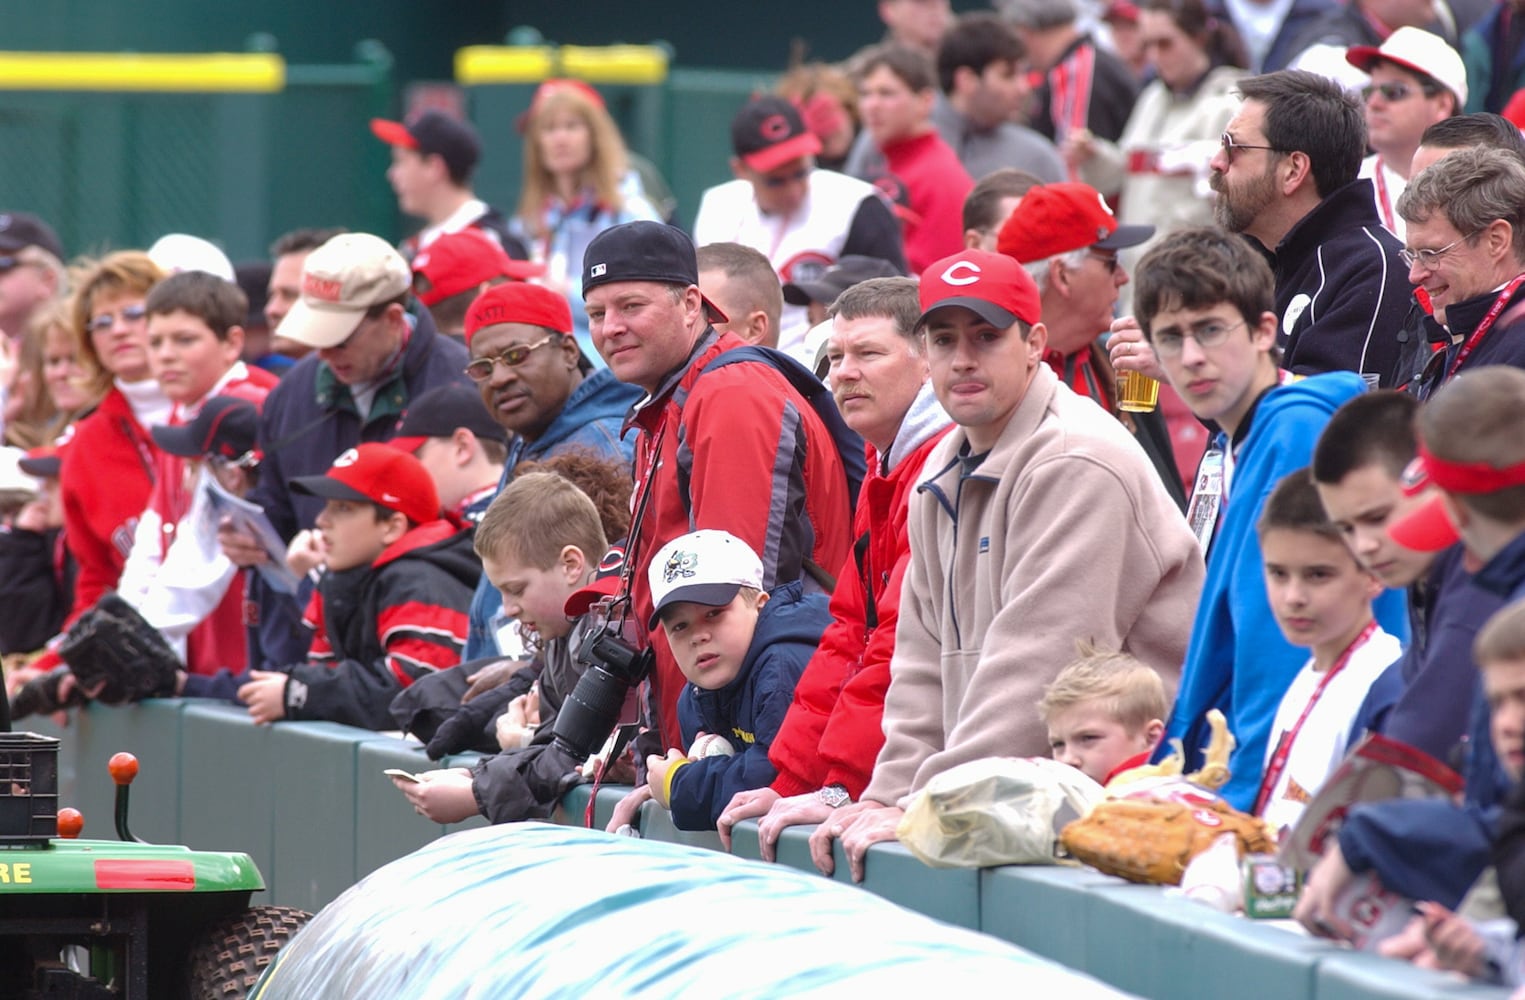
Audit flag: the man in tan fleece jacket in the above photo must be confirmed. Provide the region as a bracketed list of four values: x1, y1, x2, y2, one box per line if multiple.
[810, 248, 1204, 881]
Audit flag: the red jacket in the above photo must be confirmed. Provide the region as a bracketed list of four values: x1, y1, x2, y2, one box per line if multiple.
[627, 329, 853, 753]
[878, 131, 973, 275]
[58, 387, 158, 630]
[768, 390, 951, 798]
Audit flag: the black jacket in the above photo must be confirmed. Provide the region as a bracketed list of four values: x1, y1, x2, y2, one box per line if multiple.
[1263, 179, 1413, 386]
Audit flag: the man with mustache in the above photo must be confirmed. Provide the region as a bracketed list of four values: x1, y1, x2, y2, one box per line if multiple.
[715, 276, 952, 858]
[1206, 70, 1412, 385]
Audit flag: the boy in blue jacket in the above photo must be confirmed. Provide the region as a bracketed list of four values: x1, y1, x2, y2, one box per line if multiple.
[1132, 227, 1407, 809]
[644, 529, 830, 831]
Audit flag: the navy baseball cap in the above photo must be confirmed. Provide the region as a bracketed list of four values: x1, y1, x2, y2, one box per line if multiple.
[581, 221, 727, 323]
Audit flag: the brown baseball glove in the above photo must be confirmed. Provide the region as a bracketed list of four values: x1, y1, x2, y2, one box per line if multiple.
[1060, 797, 1276, 885]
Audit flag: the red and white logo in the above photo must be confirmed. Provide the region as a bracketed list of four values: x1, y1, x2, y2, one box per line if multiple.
[759, 114, 792, 141]
[940, 261, 982, 286]
[303, 274, 344, 302]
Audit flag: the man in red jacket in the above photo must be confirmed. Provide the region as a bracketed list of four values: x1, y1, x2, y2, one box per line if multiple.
[716, 276, 952, 859]
[582, 221, 854, 830]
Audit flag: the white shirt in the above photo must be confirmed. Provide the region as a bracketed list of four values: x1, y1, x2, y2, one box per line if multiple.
[1259, 625, 1403, 837]
[1359, 154, 1409, 240]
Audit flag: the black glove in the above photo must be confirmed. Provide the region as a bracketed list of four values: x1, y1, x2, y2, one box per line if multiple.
[58, 593, 181, 705]
[10, 668, 89, 721]
[425, 682, 520, 760]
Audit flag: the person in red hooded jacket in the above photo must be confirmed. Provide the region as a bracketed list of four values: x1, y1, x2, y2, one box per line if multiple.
[715, 276, 952, 860]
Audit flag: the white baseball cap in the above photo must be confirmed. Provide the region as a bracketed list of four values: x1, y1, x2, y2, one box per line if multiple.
[1346, 27, 1468, 108]
[277, 233, 411, 349]
[647, 529, 764, 629]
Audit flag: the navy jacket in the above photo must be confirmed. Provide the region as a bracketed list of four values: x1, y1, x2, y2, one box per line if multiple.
[1340, 532, 1525, 905]
[1412, 283, 1525, 401]
[667, 582, 831, 831]
[1263, 179, 1412, 387]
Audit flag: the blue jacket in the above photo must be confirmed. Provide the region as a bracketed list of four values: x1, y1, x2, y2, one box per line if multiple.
[1160, 371, 1409, 809]
[460, 368, 640, 661]
[1339, 531, 1525, 905]
[667, 582, 830, 831]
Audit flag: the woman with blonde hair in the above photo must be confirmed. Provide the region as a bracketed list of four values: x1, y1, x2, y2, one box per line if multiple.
[3, 299, 99, 450]
[512, 79, 661, 361]
[56, 251, 168, 632]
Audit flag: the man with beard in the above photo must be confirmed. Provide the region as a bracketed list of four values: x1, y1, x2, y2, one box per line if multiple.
[1207, 70, 1412, 385]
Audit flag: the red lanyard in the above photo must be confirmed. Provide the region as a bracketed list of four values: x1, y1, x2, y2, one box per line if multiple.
[1373, 158, 1395, 231]
[1447, 273, 1525, 379]
[1253, 619, 1379, 816]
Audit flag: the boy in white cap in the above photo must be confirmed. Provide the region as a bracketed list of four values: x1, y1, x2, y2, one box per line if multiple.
[643, 529, 830, 832]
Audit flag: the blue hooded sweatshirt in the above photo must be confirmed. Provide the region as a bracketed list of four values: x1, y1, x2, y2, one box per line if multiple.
[667, 581, 831, 831]
[461, 368, 639, 661]
[1160, 371, 1409, 809]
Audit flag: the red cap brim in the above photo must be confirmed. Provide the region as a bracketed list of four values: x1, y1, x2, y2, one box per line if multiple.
[564, 574, 621, 618]
[503, 260, 547, 281]
[370, 118, 418, 150]
[1387, 493, 1460, 552]
[387, 436, 428, 455]
[741, 132, 822, 174]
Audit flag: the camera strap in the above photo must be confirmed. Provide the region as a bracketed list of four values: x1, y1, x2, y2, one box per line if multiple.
[618, 422, 667, 619]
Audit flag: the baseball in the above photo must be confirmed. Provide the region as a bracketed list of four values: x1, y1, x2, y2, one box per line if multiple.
[688, 733, 736, 759]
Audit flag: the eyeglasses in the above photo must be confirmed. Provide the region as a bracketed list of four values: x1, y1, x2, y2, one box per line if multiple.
[1400, 232, 1479, 270]
[1088, 250, 1120, 274]
[1220, 132, 1285, 162]
[759, 166, 811, 188]
[88, 304, 148, 332]
[1151, 318, 1245, 357]
[1361, 81, 1436, 103]
[208, 450, 261, 471]
[464, 334, 559, 381]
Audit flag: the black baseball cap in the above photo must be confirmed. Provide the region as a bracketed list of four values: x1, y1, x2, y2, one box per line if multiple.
[389, 383, 509, 454]
[151, 396, 259, 462]
[782, 255, 905, 307]
[369, 110, 481, 181]
[731, 95, 822, 173]
[581, 221, 727, 323]
[0, 212, 63, 260]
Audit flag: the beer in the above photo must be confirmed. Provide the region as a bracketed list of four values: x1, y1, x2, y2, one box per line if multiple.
[1117, 369, 1160, 413]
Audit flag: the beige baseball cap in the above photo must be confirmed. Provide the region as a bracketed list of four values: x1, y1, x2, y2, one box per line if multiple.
[278, 233, 411, 349]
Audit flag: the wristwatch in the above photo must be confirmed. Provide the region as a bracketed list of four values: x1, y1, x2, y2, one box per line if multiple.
[817, 783, 851, 809]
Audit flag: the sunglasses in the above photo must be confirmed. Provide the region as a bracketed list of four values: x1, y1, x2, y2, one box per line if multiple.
[1219, 132, 1285, 162]
[760, 167, 811, 188]
[0, 254, 44, 275]
[1088, 250, 1120, 274]
[464, 334, 560, 381]
[88, 304, 148, 332]
[1361, 81, 1437, 103]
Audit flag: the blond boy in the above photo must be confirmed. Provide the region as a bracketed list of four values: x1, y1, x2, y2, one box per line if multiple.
[1039, 641, 1168, 785]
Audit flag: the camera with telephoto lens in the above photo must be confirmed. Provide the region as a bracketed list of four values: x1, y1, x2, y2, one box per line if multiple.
[550, 618, 653, 760]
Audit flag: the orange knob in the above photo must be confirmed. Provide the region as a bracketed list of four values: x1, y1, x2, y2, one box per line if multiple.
[107, 752, 139, 786]
[56, 808, 84, 839]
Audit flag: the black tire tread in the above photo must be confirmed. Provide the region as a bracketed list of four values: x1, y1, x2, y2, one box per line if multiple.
[183, 904, 310, 1000]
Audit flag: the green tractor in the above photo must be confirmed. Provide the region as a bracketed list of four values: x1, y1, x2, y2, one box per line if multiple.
[0, 722, 308, 999]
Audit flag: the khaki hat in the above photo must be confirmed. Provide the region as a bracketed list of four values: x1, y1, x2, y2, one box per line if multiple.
[278, 233, 411, 349]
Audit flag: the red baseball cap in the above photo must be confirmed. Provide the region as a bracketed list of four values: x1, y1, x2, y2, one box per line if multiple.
[289, 443, 440, 527]
[997, 182, 1154, 263]
[463, 282, 573, 346]
[411, 229, 543, 307]
[516, 79, 607, 134]
[563, 543, 628, 618]
[1388, 443, 1525, 551]
[916, 249, 1043, 331]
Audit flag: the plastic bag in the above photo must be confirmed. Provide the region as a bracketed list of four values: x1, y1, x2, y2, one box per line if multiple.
[897, 756, 1105, 868]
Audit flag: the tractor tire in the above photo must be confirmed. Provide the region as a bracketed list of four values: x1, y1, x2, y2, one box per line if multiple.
[183, 904, 310, 1000]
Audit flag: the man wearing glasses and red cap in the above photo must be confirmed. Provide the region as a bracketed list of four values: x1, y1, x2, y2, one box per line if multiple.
[809, 248, 1202, 882]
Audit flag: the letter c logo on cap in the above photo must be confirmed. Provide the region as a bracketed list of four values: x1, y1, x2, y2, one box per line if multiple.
[333, 448, 360, 468]
[941, 261, 982, 286]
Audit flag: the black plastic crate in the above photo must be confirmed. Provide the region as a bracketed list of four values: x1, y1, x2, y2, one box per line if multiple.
[0, 733, 59, 845]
